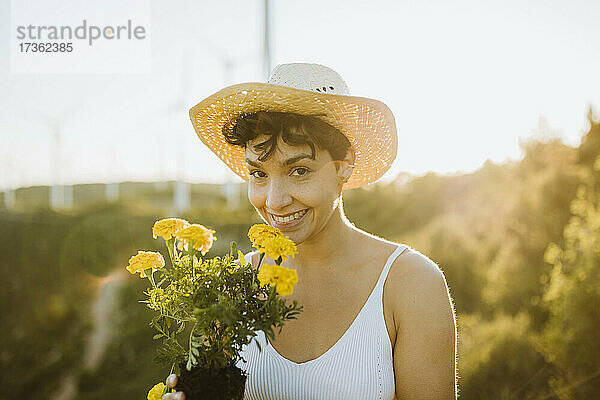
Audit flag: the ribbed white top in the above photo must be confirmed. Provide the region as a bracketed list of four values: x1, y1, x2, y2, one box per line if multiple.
[236, 244, 410, 400]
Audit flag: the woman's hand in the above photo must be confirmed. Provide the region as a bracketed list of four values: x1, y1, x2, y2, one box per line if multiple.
[161, 373, 186, 400]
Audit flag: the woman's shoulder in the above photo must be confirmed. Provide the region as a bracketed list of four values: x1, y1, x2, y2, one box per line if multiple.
[384, 243, 453, 320]
[383, 241, 446, 289]
[365, 236, 443, 279]
[361, 236, 415, 267]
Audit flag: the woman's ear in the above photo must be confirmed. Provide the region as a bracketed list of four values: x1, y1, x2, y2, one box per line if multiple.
[345, 146, 356, 166]
[340, 147, 356, 181]
[335, 149, 356, 192]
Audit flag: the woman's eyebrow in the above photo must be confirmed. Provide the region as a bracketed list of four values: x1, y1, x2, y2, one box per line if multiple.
[245, 153, 313, 168]
[245, 158, 261, 168]
[283, 153, 313, 165]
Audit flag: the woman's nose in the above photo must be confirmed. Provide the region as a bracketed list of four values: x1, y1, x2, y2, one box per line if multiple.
[265, 180, 293, 211]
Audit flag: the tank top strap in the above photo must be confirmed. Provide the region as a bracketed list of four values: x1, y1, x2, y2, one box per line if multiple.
[373, 244, 410, 292]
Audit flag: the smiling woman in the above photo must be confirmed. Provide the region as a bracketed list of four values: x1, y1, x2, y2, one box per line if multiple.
[163, 63, 457, 400]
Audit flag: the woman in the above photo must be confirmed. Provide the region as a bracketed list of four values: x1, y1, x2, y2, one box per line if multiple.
[163, 63, 457, 399]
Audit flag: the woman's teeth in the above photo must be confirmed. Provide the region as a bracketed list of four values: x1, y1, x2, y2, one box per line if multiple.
[272, 209, 308, 223]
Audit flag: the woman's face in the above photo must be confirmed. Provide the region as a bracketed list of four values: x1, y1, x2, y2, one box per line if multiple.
[245, 133, 343, 245]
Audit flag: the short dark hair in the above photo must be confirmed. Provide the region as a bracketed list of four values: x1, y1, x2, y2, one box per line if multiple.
[224, 111, 352, 164]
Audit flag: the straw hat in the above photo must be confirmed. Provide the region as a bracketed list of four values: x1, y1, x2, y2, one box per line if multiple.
[188, 62, 398, 190]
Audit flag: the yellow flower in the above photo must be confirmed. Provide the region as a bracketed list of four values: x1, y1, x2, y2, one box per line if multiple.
[152, 218, 190, 241]
[259, 236, 298, 262]
[126, 251, 165, 278]
[275, 280, 296, 296]
[257, 263, 276, 286]
[257, 263, 299, 296]
[276, 266, 299, 296]
[147, 382, 173, 400]
[175, 224, 217, 255]
[248, 224, 283, 248]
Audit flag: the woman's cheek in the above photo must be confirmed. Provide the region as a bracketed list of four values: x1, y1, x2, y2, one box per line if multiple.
[247, 186, 265, 209]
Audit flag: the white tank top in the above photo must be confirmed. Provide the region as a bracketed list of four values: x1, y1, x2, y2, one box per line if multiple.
[235, 244, 410, 400]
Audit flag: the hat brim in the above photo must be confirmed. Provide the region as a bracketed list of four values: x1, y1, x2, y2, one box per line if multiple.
[189, 82, 397, 190]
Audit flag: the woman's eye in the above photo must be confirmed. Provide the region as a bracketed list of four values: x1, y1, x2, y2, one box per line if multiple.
[249, 170, 266, 179]
[292, 167, 310, 176]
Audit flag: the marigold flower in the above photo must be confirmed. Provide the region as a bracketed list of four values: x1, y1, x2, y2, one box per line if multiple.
[152, 218, 190, 241]
[147, 382, 173, 400]
[126, 251, 165, 278]
[175, 224, 217, 255]
[275, 280, 296, 296]
[248, 224, 282, 248]
[257, 263, 276, 286]
[257, 263, 299, 296]
[259, 235, 298, 262]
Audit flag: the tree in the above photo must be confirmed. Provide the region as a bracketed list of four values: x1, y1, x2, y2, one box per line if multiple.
[537, 155, 600, 399]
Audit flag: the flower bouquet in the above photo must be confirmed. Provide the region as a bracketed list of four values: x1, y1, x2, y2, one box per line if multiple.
[126, 218, 304, 400]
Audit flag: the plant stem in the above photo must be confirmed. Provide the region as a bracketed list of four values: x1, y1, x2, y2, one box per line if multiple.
[160, 312, 194, 323]
[147, 269, 157, 288]
[189, 239, 196, 280]
[167, 237, 175, 268]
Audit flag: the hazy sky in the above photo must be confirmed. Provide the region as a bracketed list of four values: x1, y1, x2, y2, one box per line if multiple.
[1, 0, 599, 190]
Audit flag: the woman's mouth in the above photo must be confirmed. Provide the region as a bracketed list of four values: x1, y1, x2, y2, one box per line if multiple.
[269, 209, 309, 230]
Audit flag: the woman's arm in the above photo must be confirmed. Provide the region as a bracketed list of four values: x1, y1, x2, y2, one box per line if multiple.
[389, 250, 457, 399]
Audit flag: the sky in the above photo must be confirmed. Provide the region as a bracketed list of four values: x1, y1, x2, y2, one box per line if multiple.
[1, 0, 599, 191]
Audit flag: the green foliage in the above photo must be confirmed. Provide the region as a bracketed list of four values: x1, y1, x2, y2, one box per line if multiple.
[482, 139, 584, 327]
[457, 312, 556, 399]
[537, 163, 600, 398]
[142, 238, 303, 372]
